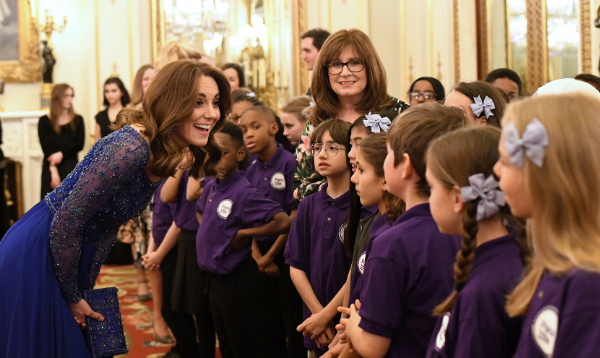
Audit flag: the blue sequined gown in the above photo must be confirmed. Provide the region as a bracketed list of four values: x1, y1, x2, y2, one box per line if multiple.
[0, 125, 162, 357]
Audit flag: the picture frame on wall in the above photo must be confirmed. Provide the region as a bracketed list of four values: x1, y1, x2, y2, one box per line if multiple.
[0, 0, 40, 83]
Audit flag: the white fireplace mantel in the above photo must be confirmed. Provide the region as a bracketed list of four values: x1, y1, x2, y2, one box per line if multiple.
[1, 111, 48, 212]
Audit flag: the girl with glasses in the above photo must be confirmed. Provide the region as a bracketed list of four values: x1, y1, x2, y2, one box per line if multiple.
[408, 77, 446, 107]
[285, 119, 353, 358]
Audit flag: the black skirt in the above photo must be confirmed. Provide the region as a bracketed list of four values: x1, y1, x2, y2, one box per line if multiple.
[171, 229, 210, 314]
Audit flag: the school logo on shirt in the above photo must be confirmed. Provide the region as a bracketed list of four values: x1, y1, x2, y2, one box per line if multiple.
[435, 313, 451, 351]
[217, 199, 233, 219]
[339, 222, 347, 243]
[531, 305, 559, 357]
[271, 172, 286, 190]
[358, 252, 366, 275]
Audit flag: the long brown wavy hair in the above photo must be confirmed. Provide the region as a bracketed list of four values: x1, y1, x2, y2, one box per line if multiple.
[49, 83, 76, 134]
[130, 64, 153, 107]
[309, 29, 392, 127]
[115, 60, 231, 179]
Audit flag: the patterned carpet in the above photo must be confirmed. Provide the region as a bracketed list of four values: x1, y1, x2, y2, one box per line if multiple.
[95, 265, 174, 358]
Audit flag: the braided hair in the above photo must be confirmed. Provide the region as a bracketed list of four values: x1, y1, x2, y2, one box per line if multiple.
[427, 126, 517, 315]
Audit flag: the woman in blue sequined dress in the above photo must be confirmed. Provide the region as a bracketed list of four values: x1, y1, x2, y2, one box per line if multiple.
[0, 60, 231, 358]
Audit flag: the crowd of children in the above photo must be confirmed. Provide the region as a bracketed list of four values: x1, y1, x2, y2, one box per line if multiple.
[131, 37, 600, 358]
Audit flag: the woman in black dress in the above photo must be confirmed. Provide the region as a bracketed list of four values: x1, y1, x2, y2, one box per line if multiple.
[94, 77, 131, 141]
[38, 83, 85, 198]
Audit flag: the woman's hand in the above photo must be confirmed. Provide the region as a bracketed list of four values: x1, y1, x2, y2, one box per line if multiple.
[47, 151, 64, 166]
[69, 299, 104, 329]
[50, 166, 61, 189]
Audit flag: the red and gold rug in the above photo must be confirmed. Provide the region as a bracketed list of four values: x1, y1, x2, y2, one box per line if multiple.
[95, 265, 175, 358]
[96, 265, 222, 358]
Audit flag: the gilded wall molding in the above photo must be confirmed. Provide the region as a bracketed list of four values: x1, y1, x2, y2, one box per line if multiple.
[476, 0, 489, 79]
[453, 0, 460, 83]
[128, 0, 134, 86]
[0, 0, 41, 83]
[428, 0, 434, 76]
[292, 0, 308, 95]
[581, 0, 592, 74]
[526, 0, 547, 93]
[400, 0, 407, 95]
[95, 0, 101, 111]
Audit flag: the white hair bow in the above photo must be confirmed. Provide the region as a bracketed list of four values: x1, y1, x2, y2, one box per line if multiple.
[470, 95, 495, 119]
[461, 174, 505, 221]
[363, 112, 391, 133]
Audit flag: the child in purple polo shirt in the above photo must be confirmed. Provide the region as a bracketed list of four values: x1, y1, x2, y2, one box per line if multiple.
[424, 126, 524, 358]
[496, 95, 600, 358]
[342, 103, 467, 358]
[284, 119, 353, 357]
[195, 122, 292, 358]
[240, 105, 305, 358]
[160, 168, 216, 358]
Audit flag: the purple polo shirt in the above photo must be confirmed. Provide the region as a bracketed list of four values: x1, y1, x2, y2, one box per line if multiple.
[244, 144, 298, 242]
[349, 214, 392, 306]
[358, 203, 460, 358]
[284, 184, 352, 350]
[426, 233, 524, 358]
[151, 183, 176, 246]
[195, 171, 283, 275]
[512, 268, 600, 358]
[173, 171, 199, 232]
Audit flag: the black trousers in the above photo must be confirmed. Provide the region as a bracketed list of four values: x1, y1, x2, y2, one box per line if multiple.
[209, 256, 281, 358]
[172, 230, 215, 358]
[160, 244, 199, 358]
[257, 240, 307, 358]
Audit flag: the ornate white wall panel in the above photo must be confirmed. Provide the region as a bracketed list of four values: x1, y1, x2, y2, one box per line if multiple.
[1, 111, 47, 212]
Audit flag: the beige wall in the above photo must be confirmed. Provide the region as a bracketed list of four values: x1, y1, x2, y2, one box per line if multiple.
[0, 0, 152, 151]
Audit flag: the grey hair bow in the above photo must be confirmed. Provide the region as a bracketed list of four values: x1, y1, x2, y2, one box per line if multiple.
[470, 96, 495, 118]
[502, 118, 549, 167]
[461, 174, 505, 221]
[363, 112, 391, 133]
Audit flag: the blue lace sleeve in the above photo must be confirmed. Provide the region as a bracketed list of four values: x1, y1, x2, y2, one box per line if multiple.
[49, 129, 150, 303]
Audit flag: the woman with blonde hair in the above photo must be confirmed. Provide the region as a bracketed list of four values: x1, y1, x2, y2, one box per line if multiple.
[155, 40, 203, 72]
[130, 64, 154, 109]
[38, 83, 85, 198]
[494, 94, 600, 357]
[293, 28, 409, 202]
[0, 60, 230, 357]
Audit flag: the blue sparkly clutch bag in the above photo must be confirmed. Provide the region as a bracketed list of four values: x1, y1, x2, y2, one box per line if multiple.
[83, 287, 129, 358]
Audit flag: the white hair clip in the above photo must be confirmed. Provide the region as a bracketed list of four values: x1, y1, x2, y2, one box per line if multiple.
[247, 92, 256, 97]
[461, 174, 505, 221]
[309, 101, 315, 107]
[471, 95, 495, 119]
[363, 112, 391, 133]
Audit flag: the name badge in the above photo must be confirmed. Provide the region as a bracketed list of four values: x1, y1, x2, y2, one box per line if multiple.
[271, 172, 286, 190]
[531, 305, 559, 357]
[338, 222, 347, 243]
[358, 251, 366, 275]
[435, 313, 451, 351]
[217, 199, 233, 219]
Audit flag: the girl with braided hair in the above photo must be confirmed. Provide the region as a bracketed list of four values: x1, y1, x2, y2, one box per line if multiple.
[424, 126, 525, 358]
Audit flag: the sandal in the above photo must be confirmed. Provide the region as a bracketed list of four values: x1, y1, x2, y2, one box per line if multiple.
[137, 279, 153, 301]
